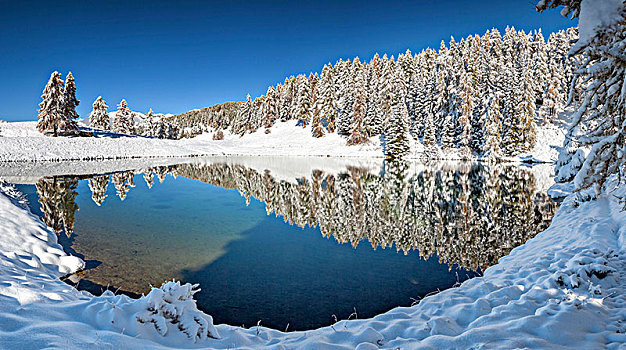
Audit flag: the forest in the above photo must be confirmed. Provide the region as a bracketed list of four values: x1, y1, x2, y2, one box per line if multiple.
[169, 27, 580, 159]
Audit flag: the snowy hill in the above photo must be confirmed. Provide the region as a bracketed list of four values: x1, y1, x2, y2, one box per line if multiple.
[0, 117, 566, 163]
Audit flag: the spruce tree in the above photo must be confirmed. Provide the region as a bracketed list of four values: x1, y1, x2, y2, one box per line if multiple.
[296, 75, 312, 128]
[337, 59, 355, 135]
[384, 81, 410, 159]
[319, 64, 338, 133]
[61, 72, 79, 135]
[264, 86, 278, 131]
[89, 96, 110, 130]
[483, 96, 503, 158]
[36, 71, 65, 136]
[348, 60, 368, 145]
[112, 99, 135, 135]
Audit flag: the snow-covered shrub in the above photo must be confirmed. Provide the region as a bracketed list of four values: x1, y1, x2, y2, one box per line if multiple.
[213, 130, 224, 140]
[551, 248, 618, 294]
[136, 280, 219, 341]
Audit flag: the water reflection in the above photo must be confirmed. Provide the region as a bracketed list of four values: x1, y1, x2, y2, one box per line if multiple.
[35, 177, 79, 237]
[176, 161, 556, 271]
[35, 161, 556, 272]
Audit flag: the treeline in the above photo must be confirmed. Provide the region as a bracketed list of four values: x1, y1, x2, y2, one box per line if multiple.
[89, 97, 181, 140]
[169, 27, 580, 159]
[36, 72, 180, 139]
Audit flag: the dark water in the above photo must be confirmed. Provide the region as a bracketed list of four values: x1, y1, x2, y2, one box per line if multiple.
[15, 160, 557, 331]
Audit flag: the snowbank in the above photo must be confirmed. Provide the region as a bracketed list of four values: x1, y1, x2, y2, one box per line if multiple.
[0, 119, 565, 163]
[0, 169, 624, 348]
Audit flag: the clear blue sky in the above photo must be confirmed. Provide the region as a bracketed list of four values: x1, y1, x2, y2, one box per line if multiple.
[0, 0, 575, 121]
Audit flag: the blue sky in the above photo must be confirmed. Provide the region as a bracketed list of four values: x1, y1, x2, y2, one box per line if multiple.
[0, 1, 575, 121]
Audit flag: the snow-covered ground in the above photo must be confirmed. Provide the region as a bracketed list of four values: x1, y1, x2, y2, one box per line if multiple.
[0, 159, 625, 348]
[0, 119, 564, 163]
[0, 156, 626, 349]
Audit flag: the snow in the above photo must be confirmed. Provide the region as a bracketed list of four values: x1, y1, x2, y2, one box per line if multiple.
[0, 119, 565, 163]
[574, 0, 625, 51]
[0, 159, 625, 348]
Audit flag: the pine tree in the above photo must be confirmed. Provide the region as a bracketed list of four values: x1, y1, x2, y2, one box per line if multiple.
[36, 71, 65, 136]
[337, 59, 355, 135]
[457, 69, 474, 152]
[264, 86, 278, 132]
[518, 65, 537, 152]
[61, 72, 79, 135]
[379, 55, 395, 126]
[531, 30, 550, 106]
[319, 64, 338, 133]
[423, 109, 437, 147]
[89, 96, 110, 130]
[112, 99, 135, 135]
[295, 75, 312, 128]
[348, 59, 368, 145]
[384, 80, 410, 159]
[483, 96, 503, 158]
[233, 94, 252, 136]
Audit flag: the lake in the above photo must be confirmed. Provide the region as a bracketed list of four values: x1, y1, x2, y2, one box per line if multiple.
[10, 157, 557, 331]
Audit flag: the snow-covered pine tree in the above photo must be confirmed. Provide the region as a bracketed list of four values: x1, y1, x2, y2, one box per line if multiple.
[279, 77, 292, 122]
[531, 30, 550, 106]
[384, 76, 410, 159]
[457, 69, 474, 152]
[61, 72, 79, 135]
[295, 75, 312, 128]
[264, 86, 278, 132]
[518, 60, 538, 152]
[233, 94, 252, 136]
[337, 59, 355, 135]
[310, 74, 325, 138]
[482, 96, 503, 158]
[433, 64, 448, 143]
[318, 63, 338, 133]
[348, 61, 367, 145]
[311, 98, 325, 138]
[145, 108, 166, 138]
[36, 71, 65, 136]
[89, 96, 110, 130]
[364, 54, 383, 137]
[379, 55, 395, 130]
[112, 99, 135, 135]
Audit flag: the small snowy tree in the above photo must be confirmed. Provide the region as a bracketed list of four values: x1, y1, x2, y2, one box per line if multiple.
[36, 72, 65, 136]
[112, 99, 135, 135]
[89, 96, 110, 130]
[61, 72, 79, 135]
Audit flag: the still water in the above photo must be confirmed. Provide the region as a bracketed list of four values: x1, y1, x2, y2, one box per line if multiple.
[15, 159, 556, 330]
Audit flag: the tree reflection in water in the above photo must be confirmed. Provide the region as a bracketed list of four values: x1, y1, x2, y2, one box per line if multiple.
[35, 161, 556, 272]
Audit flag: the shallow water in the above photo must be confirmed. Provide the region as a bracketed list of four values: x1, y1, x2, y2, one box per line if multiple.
[14, 159, 557, 330]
